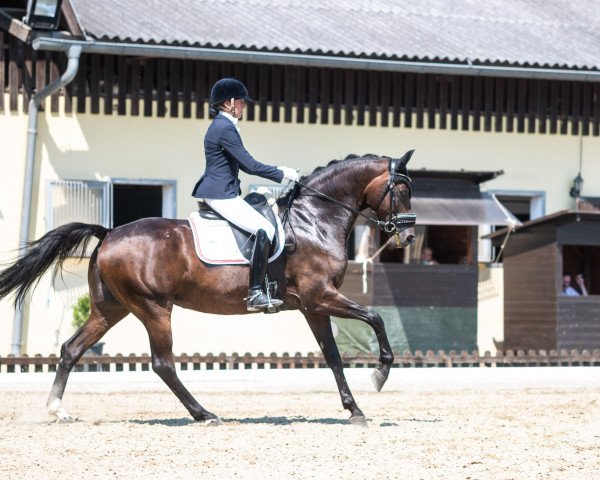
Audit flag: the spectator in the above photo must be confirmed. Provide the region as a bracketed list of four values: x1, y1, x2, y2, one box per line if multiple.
[562, 274, 588, 296]
[420, 247, 439, 265]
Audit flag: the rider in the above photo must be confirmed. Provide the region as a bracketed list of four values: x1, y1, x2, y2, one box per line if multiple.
[191, 78, 300, 312]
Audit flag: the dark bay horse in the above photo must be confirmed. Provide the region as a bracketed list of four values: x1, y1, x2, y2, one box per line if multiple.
[0, 152, 415, 425]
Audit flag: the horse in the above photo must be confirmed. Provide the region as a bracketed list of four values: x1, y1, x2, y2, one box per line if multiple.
[0, 151, 416, 425]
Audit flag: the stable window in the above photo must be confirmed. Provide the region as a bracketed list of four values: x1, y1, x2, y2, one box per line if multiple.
[378, 225, 473, 264]
[562, 245, 600, 295]
[113, 183, 165, 227]
[480, 191, 544, 262]
[46, 179, 176, 231]
[492, 191, 545, 223]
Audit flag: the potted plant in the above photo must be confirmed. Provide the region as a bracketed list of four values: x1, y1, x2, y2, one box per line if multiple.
[72, 293, 104, 355]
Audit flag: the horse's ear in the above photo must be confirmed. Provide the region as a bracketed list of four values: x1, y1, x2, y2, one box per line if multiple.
[398, 149, 415, 166]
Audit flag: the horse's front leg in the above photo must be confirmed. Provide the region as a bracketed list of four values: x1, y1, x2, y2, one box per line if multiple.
[311, 287, 394, 392]
[303, 312, 366, 425]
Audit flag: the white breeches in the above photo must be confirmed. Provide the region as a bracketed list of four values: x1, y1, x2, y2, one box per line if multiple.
[204, 196, 275, 240]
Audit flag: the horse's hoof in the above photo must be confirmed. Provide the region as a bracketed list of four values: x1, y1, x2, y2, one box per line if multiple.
[201, 417, 222, 427]
[349, 415, 367, 427]
[48, 403, 75, 423]
[371, 369, 387, 392]
[54, 411, 75, 423]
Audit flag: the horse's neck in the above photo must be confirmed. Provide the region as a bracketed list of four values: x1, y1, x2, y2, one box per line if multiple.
[297, 160, 386, 237]
[312, 160, 385, 210]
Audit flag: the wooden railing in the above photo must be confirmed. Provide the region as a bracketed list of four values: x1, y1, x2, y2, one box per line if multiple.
[1, 349, 599, 373]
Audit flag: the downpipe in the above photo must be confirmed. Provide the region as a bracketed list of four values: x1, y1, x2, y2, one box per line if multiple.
[11, 45, 82, 356]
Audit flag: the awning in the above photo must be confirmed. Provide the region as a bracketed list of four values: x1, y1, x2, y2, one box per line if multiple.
[411, 193, 521, 226]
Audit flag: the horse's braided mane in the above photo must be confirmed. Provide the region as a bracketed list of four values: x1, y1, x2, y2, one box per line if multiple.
[277, 153, 384, 206]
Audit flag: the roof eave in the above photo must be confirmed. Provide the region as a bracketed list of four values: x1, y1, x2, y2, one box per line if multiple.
[29, 37, 600, 83]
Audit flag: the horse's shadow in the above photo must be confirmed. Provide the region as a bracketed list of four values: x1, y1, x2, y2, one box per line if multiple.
[129, 416, 361, 426]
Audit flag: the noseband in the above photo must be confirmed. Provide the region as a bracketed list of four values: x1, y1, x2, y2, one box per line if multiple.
[291, 157, 416, 234]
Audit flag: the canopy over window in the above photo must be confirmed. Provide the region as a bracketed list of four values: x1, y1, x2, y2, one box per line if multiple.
[411, 192, 521, 226]
[407, 170, 520, 227]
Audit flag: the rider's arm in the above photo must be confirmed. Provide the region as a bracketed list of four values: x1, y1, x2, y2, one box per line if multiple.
[219, 125, 284, 183]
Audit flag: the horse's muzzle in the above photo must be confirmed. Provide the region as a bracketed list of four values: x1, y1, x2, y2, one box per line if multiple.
[387, 226, 415, 249]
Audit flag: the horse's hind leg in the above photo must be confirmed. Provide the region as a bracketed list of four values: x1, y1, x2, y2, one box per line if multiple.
[137, 304, 219, 424]
[304, 312, 366, 425]
[46, 300, 128, 421]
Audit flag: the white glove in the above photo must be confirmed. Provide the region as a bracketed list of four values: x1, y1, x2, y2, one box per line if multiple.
[279, 166, 300, 183]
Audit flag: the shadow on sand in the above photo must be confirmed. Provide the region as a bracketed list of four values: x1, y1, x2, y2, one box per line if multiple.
[128, 416, 401, 427]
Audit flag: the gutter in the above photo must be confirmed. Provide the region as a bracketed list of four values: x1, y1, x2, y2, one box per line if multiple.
[11, 44, 82, 356]
[33, 37, 600, 83]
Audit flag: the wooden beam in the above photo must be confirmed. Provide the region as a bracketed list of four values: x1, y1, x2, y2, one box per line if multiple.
[130, 58, 140, 116]
[494, 78, 505, 132]
[283, 65, 295, 123]
[271, 64, 281, 122]
[320, 67, 331, 124]
[581, 82, 591, 136]
[439, 75, 448, 129]
[117, 56, 127, 115]
[8, 35, 18, 111]
[61, 1, 85, 38]
[75, 53, 87, 113]
[295, 66, 305, 123]
[392, 72, 402, 127]
[50, 53, 60, 112]
[344, 69, 354, 125]
[0, 10, 32, 43]
[380, 71, 389, 127]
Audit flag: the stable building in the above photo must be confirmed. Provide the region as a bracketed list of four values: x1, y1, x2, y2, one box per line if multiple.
[488, 211, 600, 352]
[1, 0, 600, 356]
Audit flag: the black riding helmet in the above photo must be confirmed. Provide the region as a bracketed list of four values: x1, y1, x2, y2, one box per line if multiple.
[209, 78, 254, 106]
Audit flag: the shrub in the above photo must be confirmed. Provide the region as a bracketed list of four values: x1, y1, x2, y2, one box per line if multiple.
[72, 293, 91, 329]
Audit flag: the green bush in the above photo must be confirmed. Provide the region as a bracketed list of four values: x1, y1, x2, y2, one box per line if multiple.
[72, 293, 91, 329]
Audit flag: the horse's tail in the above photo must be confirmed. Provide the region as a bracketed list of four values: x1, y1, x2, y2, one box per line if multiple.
[0, 222, 110, 305]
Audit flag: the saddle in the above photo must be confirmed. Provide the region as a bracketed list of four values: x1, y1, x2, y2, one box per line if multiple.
[189, 192, 285, 265]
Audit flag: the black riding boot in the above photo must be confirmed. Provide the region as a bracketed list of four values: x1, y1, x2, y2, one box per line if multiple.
[247, 229, 283, 312]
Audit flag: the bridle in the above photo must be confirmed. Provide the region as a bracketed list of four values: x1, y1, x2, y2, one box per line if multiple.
[290, 156, 416, 235]
[375, 156, 417, 234]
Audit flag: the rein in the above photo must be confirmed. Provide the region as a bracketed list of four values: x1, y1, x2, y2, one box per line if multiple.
[294, 180, 387, 228]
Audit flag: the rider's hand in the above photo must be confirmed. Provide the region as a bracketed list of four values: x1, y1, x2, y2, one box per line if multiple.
[279, 166, 300, 182]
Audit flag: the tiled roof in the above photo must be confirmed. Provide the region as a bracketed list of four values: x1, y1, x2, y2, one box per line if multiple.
[70, 0, 600, 70]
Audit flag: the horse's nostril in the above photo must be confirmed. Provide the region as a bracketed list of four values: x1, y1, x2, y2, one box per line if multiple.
[406, 235, 415, 245]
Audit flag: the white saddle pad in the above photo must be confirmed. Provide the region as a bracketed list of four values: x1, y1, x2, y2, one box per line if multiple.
[188, 211, 285, 265]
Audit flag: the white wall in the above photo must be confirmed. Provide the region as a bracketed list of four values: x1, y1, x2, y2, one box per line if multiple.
[1, 96, 599, 355]
[0, 95, 29, 354]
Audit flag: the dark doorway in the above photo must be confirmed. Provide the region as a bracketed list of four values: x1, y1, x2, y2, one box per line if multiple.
[113, 184, 162, 227]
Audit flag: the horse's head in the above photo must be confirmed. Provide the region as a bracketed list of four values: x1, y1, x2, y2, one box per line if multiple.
[364, 150, 416, 248]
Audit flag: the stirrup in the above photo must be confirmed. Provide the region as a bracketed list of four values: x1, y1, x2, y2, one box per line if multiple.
[246, 288, 283, 312]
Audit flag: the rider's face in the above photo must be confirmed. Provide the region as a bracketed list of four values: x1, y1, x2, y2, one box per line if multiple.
[225, 98, 246, 119]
